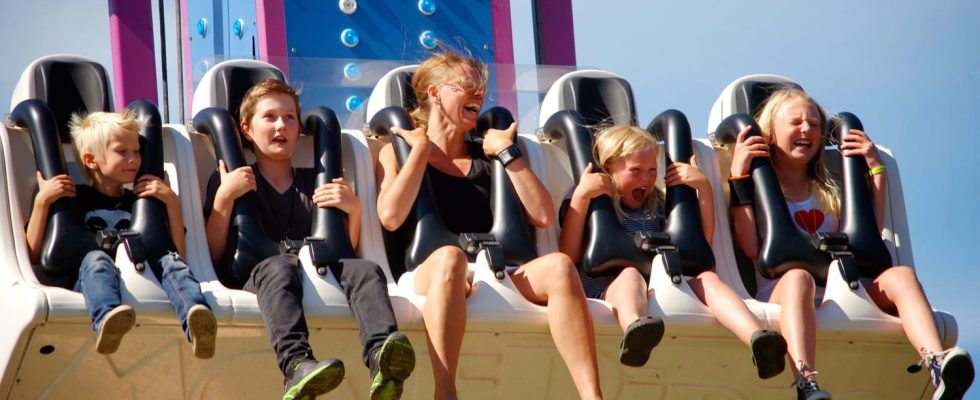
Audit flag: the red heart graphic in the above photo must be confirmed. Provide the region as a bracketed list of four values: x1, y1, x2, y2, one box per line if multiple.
[793, 209, 825, 234]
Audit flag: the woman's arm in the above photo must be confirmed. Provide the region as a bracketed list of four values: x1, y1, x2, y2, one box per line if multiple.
[375, 127, 430, 231]
[484, 123, 554, 227]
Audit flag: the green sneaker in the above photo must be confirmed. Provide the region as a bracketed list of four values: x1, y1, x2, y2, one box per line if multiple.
[283, 358, 344, 400]
[369, 332, 416, 400]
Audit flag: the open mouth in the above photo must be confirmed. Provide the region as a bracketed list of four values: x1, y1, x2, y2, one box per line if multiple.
[464, 103, 481, 115]
[631, 188, 646, 202]
[793, 139, 812, 149]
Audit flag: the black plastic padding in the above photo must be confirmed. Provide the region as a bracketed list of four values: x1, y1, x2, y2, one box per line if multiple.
[831, 113, 892, 278]
[369, 106, 458, 271]
[32, 60, 112, 143]
[561, 76, 638, 127]
[715, 113, 829, 284]
[544, 109, 650, 279]
[212, 65, 285, 124]
[12, 99, 99, 288]
[474, 107, 538, 265]
[733, 81, 804, 120]
[646, 109, 715, 276]
[303, 107, 356, 270]
[390, 72, 418, 112]
[126, 100, 177, 263]
[193, 107, 278, 288]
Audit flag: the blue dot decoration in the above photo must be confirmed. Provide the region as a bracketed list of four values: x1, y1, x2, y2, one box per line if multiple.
[343, 63, 362, 80]
[419, 30, 437, 49]
[340, 28, 359, 47]
[418, 0, 436, 16]
[196, 18, 208, 38]
[346, 95, 364, 111]
[232, 19, 244, 38]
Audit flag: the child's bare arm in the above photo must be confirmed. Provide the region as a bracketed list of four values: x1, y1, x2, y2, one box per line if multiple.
[312, 177, 362, 251]
[134, 174, 186, 256]
[25, 172, 76, 264]
[559, 163, 613, 264]
[205, 161, 256, 263]
[664, 155, 714, 246]
[840, 129, 888, 230]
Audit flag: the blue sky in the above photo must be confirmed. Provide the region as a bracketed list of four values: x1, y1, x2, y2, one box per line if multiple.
[3, 1, 978, 397]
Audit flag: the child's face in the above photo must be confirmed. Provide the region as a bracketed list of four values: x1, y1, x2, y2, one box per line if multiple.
[770, 97, 822, 168]
[88, 132, 141, 187]
[606, 147, 658, 210]
[242, 93, 300, 162]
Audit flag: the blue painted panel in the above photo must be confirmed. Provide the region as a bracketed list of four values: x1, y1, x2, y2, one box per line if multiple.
[186, 0, 225, 88]
[226, 0, 257, 59]
[281, 0, 498, 125]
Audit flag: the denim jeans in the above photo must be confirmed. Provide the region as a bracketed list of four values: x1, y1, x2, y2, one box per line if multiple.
[75, 250, 209, 338]
[242, 254, 398, 376]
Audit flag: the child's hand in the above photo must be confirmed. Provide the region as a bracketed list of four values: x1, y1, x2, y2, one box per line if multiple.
[134, 174, 178, 206]
[35, 171, 75, 208]
[573, 163, 615, 201]
[216, 160, 256, 201]
[665, 155, 708, 190]
[391, 126, 430, 150]
[483, 122, 518, 159]
[313, 177, 362, 215]
[840, 129, 883, 169]
[730, 126, 769, 177]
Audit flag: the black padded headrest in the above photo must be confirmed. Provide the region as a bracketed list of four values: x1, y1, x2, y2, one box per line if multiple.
[733, 81, 803, 119]
[31, 60, 112, 142]
[389, 71, 418, 112]
[561, 76, 638, 127]
[213, 66, 286, 124]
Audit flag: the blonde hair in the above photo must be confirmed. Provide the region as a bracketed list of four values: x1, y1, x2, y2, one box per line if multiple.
[68, 110, 143, 183]
[755, 88, 840, 217]
[409, 46, 487, 131]
[593, 124, 664, 219]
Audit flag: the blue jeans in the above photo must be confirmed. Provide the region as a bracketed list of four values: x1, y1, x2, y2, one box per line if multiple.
[74, 250, 209, 339]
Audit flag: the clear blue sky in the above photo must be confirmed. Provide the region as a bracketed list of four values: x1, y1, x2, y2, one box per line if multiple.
[3, 1, 978, 397]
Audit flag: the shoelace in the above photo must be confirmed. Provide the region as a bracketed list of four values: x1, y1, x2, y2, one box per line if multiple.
[907, 347, 951, 387]
[790, 361, 823, 396]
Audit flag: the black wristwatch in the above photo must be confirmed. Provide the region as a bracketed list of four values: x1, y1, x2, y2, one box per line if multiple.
[495, 143, 523, 166]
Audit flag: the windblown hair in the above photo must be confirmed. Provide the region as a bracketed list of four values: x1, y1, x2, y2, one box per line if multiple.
[239, 79, 301, 129]
[409, 45, 487, 131]
[593, 124, 664, 220]
[755, 88, 840, 217]
[68, 110, 143, 183]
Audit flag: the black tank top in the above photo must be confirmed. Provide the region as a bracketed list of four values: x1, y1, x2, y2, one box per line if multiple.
[384, 142, 493, 278]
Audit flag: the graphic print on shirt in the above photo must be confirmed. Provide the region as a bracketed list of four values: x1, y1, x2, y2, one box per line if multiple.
[786, 196, 837, 235]
[83, 209, 132, 233]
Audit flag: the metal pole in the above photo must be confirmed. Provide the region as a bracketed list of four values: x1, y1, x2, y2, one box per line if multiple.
[174, 0, 185, 124]
[156, 0, 169, 122]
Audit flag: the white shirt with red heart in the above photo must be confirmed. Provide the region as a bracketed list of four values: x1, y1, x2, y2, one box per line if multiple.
[786, 196, 838, 235]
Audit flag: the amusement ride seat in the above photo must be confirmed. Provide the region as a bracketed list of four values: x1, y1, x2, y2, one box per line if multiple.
[707, 74, 959, 394]
[0, 54, 199, 398]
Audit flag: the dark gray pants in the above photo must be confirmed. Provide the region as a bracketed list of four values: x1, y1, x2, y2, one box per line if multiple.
[242, 254, 398, 376]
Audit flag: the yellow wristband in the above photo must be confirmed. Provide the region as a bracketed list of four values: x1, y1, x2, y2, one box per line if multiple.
[869, 165, 887, 176]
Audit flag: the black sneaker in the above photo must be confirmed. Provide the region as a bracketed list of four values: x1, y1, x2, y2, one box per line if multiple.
[283, 358, 345, 400]
[619, 316, 665, 367]
[750, 329, 787, 379]
[95, 305, 136, 354]
[795, 370, 832, 400]
[369, 332, 416, 400]
[187, 304, 217, 359]
[930, 347, 975, 400]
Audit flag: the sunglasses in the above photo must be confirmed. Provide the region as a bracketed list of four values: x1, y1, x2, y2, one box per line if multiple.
[440, 80, 486, 96]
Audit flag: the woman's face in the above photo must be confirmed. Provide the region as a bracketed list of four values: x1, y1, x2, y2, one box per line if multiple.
[606, 147, 658, 210]
[432, 64, 485, 131]
[769, 97, 822, 168]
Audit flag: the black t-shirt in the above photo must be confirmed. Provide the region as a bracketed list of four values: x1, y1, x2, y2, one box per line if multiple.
[75, 185, 137, 233]
[203, 165, 317, 241]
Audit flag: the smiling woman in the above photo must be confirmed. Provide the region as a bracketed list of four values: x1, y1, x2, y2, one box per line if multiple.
[374, 48, 604, 399]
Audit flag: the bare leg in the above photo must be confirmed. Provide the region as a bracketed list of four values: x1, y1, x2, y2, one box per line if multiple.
[413, 246, 471, 400]
[690, 271, 764, 345]
[511, 253, 602, 400]
[866, 266, 944, 354]
[768, 269, 818, 378]
[603, 267, 651, 331]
